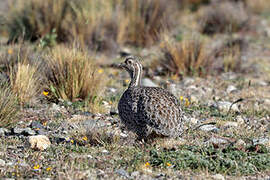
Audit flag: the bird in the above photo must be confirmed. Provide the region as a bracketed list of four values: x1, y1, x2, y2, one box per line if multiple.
[117, 55, 184, 140]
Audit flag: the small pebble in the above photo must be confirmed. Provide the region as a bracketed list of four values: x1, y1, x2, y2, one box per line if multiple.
[0, 159, 5, 166]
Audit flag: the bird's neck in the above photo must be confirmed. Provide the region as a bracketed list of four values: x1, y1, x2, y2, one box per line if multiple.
[128, 64, 142, 88]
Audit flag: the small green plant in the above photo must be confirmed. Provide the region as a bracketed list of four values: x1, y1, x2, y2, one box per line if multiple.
[149, 144, 270, 175]
[39, 29, 58, 48]
[0, 84, 19, 128]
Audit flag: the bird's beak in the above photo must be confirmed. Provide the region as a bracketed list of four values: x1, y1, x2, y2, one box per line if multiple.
[117, 62, 126, 69]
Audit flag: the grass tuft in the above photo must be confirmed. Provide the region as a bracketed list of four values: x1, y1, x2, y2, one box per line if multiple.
[10, 62, 41, 105]
[45, 46, 105, 112]
[159, 36, 212, 77]
[0, 84, 19, 128]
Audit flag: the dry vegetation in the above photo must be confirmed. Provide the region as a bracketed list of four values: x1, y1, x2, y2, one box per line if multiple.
[0, 0, 270, 179]
[0, 84, 19, 127]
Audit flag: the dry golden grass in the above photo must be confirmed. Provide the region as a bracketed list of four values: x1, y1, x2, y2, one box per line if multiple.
[10, 62, 41, 105]
[0, 45, 42, 105]
[223, 46, 242, 72]
[6, 0, 176, 48]
[160, 36, 212, 77]
[0, 84, 19, 127]
[117, 0, 175, 46]
[45, 46, 106, 111]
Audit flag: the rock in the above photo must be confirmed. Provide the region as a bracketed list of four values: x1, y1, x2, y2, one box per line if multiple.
[189, 118, 198, 124]
[253, 138, 270, 147]
[23, 128, 36, 136]
[13, 127, 24, 134]
[108, 88, 117, 93]
[131, 171, 140, 178]
[212, 174, 225, 180]
[208, 137, 228, 145]
[0, 128, 7, 136]
[29, 135, 51, 150]
[264, 99, 270, 106]
[0, 159, 5, 166]
[115, 169, 129, 178]
[182, 77, 195, 86]
[82, 119, 107, 129]
[199, 124, 219, 133]
[236, 116, 245, 124]
[226, 85, 237, 93]
[141, 78, 158, 87]
[120, 132, 128, 138]
[217, 101, 239, 112]
[101, 149, 109, 154]
[50, 103, 61, 111]
[190, 95, 199, 104]
[235, 139, 246, 148]
[223, 121, 238, 128]
[257, 81, 268, 86]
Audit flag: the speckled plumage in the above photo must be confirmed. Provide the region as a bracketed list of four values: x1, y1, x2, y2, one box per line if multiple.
[118, 56, 183, 139]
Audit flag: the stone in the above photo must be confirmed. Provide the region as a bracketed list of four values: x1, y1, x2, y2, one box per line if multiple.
[217, 101, 239, 112]
[29, 135, 51, 150]
[0, 128, 7, 136]
[190, 95, 199, 104]
[130, 171, 140, 178]
[82, 119, 107, 129]
[223, 122, 238, 128]
[115, 169, 129, 178]
[236, 116, 245, 124]
[212, 174, 225, 180]
[23, 128, 36, 136]
[101, 149, 109, 154]
[0, 159, 5, 166]
[226, 85, 237, 93]
[50, 103, 61, 111]
[235, 139, 246, 147]
[189, 118, 198, 124]
[253, 138, 270, 147]
[182, 77, 195, 86]
[208, 137, 228, 145]
[13, 127, 24, 134]
[141, 78, 158, 87]
[199, 124, 219, 133]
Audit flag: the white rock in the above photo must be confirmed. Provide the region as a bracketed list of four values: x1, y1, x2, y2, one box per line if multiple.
[235, 139, 246, 147]
[224, 121, 238, 128]
[212, 174, 225, 180]
[217, 101, 239, 112]
[131, 171, 140, 177]
[189, 118, 198, 124]
[190, 95, 199, 104]
[208, 137, 228, 145]
[50, 103, 61, 111]
[199, 124, 219, 132]
[226, 85, 237, 93]
[0, 159, 5, 166]
[236, 116, 245, 124]
[120, 133, 128, 138]
[29, 135, 51, 151]
[101, 149, 109, 154]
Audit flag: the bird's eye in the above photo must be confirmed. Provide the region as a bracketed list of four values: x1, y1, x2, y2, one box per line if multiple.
[126, 59, 133, 64]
